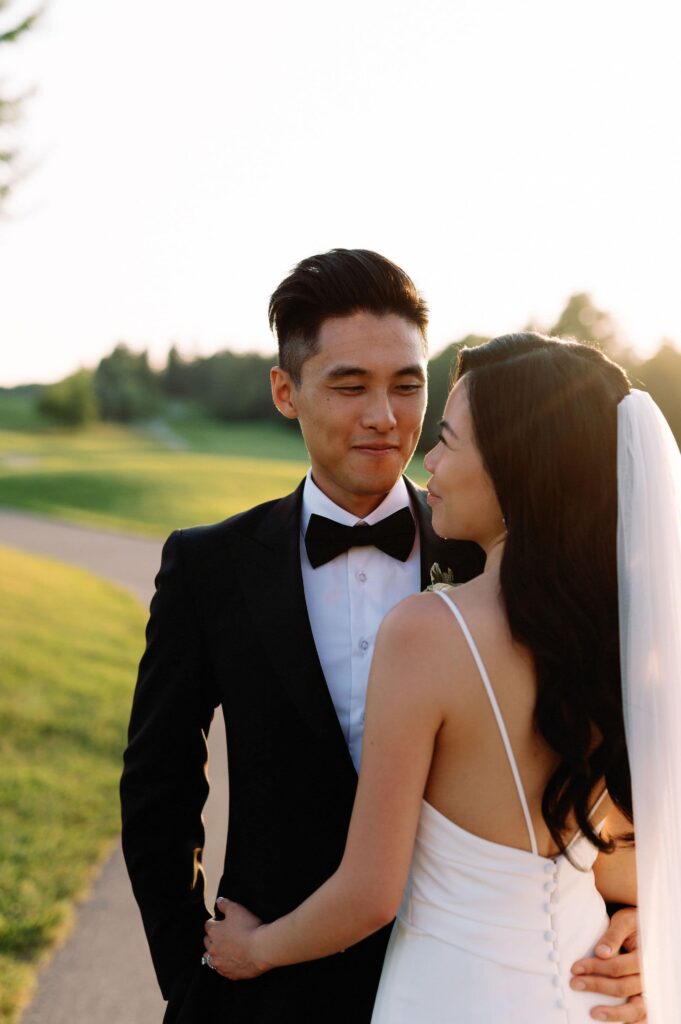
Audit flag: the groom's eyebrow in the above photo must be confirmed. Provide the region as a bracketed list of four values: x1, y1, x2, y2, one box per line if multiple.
[326, 365, 370, 378]
[325, 364, 426, 380]
[395, 364, 427, 381]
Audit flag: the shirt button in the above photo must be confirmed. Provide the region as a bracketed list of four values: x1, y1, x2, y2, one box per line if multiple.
[552, 975, 561, 988]
[549, 950, 559, 962]
[356, 571, 367, 582]
[543, 902, 552, 914]
[544, 930, 557, 942]
[544, 880, 557, 892]
[359, 639, 369, 652]
[544, 862, 555, 874]
[556, 998, 566, 1009]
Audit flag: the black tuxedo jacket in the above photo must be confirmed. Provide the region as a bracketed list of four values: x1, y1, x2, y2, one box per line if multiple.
[120, 477, 485, 1023]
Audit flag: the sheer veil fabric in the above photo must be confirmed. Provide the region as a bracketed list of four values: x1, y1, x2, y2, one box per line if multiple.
[617, 389, 681, 1023]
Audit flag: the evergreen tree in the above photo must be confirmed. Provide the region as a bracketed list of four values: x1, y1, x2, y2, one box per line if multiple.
[0, 1, 42, 206]
[549, 292, 635, 369]
[94, 342, 161, 422]
[38, 369, 99, 426]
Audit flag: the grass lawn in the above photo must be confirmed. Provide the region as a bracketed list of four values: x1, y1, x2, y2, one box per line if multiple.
[0, 399, 310, 536]
[0, 546, 145, 1024]
[0, 396, 426, 537]
[169, 406, 310, 460]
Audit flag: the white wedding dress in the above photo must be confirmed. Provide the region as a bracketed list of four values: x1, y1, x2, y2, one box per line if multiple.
[371, 589, 625, 1023]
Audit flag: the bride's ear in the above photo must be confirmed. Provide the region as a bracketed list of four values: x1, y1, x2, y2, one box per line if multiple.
[271, 366, 299, 421]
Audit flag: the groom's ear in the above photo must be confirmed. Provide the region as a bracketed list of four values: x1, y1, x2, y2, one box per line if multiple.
[271, 366, 299, 421]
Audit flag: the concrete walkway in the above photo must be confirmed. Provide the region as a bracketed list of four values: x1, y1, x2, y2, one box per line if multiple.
[0, 510, 228, 1023]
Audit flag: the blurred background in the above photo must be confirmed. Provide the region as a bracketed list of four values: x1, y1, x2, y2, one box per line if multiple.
[1, 1, 679, 1021]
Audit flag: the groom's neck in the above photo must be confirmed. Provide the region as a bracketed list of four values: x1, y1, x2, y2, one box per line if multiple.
[308, 469, 394, 520]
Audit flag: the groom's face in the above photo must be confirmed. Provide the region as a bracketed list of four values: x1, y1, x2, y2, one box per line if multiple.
[272, 311, 427, 516]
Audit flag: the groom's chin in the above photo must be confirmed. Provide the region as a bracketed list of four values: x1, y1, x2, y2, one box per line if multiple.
[347, 459, 407, 494]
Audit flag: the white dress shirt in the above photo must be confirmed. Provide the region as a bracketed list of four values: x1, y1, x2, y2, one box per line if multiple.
[300, 470, 421, 771]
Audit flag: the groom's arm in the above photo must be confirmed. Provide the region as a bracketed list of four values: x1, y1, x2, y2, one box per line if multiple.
[571, 908, 645, 1022]
[571, 820, 644, 1022]
[120, 529, 217, 1000]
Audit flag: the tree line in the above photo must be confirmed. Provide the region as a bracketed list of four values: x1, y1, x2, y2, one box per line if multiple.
[36, 292, 681, 450]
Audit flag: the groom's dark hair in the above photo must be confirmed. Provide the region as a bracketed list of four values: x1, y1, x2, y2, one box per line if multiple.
[269, 249, 428, 383]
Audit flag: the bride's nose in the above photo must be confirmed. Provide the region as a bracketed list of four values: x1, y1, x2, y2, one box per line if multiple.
[423, 444, 438, 474]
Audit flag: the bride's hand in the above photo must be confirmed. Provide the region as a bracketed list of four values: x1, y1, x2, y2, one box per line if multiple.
[203, 897, 272, 980]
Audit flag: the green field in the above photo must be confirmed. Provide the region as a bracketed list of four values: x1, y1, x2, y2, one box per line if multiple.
[0, 547, 146, 1024]
[0, 396, 426, 536]
[0, 399, 308, 536]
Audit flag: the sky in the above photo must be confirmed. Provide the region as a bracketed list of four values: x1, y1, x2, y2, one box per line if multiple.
[1, 0, 679, 386]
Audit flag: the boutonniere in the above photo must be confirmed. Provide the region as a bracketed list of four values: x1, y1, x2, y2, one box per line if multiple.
[426, 562, 455, 592]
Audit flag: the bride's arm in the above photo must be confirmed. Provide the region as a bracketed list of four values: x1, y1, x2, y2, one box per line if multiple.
[208, 595, 446, 975]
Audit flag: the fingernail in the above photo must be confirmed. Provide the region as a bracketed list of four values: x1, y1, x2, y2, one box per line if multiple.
[596, 944, 612, 957]
[571, 980, 586, 991]
[572, 964, 586, 975]
[216, 896, 225, 903]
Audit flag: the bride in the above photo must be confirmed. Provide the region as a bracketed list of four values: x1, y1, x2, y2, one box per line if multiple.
[203, 333, 679, 1022]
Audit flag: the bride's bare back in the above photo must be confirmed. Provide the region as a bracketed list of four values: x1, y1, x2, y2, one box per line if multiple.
[420, 576, 609, 859]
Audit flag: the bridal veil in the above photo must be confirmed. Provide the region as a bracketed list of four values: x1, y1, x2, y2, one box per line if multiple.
[617, 389, 681, 1023]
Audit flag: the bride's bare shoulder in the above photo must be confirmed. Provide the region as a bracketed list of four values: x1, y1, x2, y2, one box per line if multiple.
[377, 578, 505, 659]
[433, 575, 507, 629]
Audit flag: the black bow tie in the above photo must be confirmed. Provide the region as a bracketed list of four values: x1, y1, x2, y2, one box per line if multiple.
[304, 507, 416, 569]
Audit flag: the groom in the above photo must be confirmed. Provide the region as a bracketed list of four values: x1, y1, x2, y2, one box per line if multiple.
[121, 249, 643, 1023]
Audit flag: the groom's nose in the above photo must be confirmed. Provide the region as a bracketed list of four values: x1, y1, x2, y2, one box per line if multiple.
[360, 390, 398, 432]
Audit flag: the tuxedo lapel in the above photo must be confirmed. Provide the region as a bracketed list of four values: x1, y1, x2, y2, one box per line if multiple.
[405, 476, 454, 589]
[234, 481, 356, 785]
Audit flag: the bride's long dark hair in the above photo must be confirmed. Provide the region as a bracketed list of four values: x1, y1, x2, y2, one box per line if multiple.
[456, 332, 633, 854]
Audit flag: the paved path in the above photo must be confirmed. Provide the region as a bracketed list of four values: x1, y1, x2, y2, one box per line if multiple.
[0, 510, 228, 1023]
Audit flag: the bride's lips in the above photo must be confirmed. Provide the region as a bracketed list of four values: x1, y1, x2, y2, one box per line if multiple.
[426, 486, 441, 505]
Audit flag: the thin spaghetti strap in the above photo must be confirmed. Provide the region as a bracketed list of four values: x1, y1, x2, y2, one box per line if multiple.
[587, 788, 609, 819]
[433, 589, 539, 856]
[564, 787, 610, 853]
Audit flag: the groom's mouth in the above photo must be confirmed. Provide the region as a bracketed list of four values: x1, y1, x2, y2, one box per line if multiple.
[426, 486, 441, 504]
[353, 444, 400, 457]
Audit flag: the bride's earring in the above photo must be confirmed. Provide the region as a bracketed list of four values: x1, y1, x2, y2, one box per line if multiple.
[502, 514, 508, 533]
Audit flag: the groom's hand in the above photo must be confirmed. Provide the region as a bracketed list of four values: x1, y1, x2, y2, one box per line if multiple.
[570, 908, 645, 1022]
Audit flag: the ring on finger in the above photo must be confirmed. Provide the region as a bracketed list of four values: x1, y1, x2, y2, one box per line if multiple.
[201, 952, 217, 971]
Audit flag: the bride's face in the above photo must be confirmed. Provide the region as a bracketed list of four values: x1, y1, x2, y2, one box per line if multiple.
[423, 379, 504, 548]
